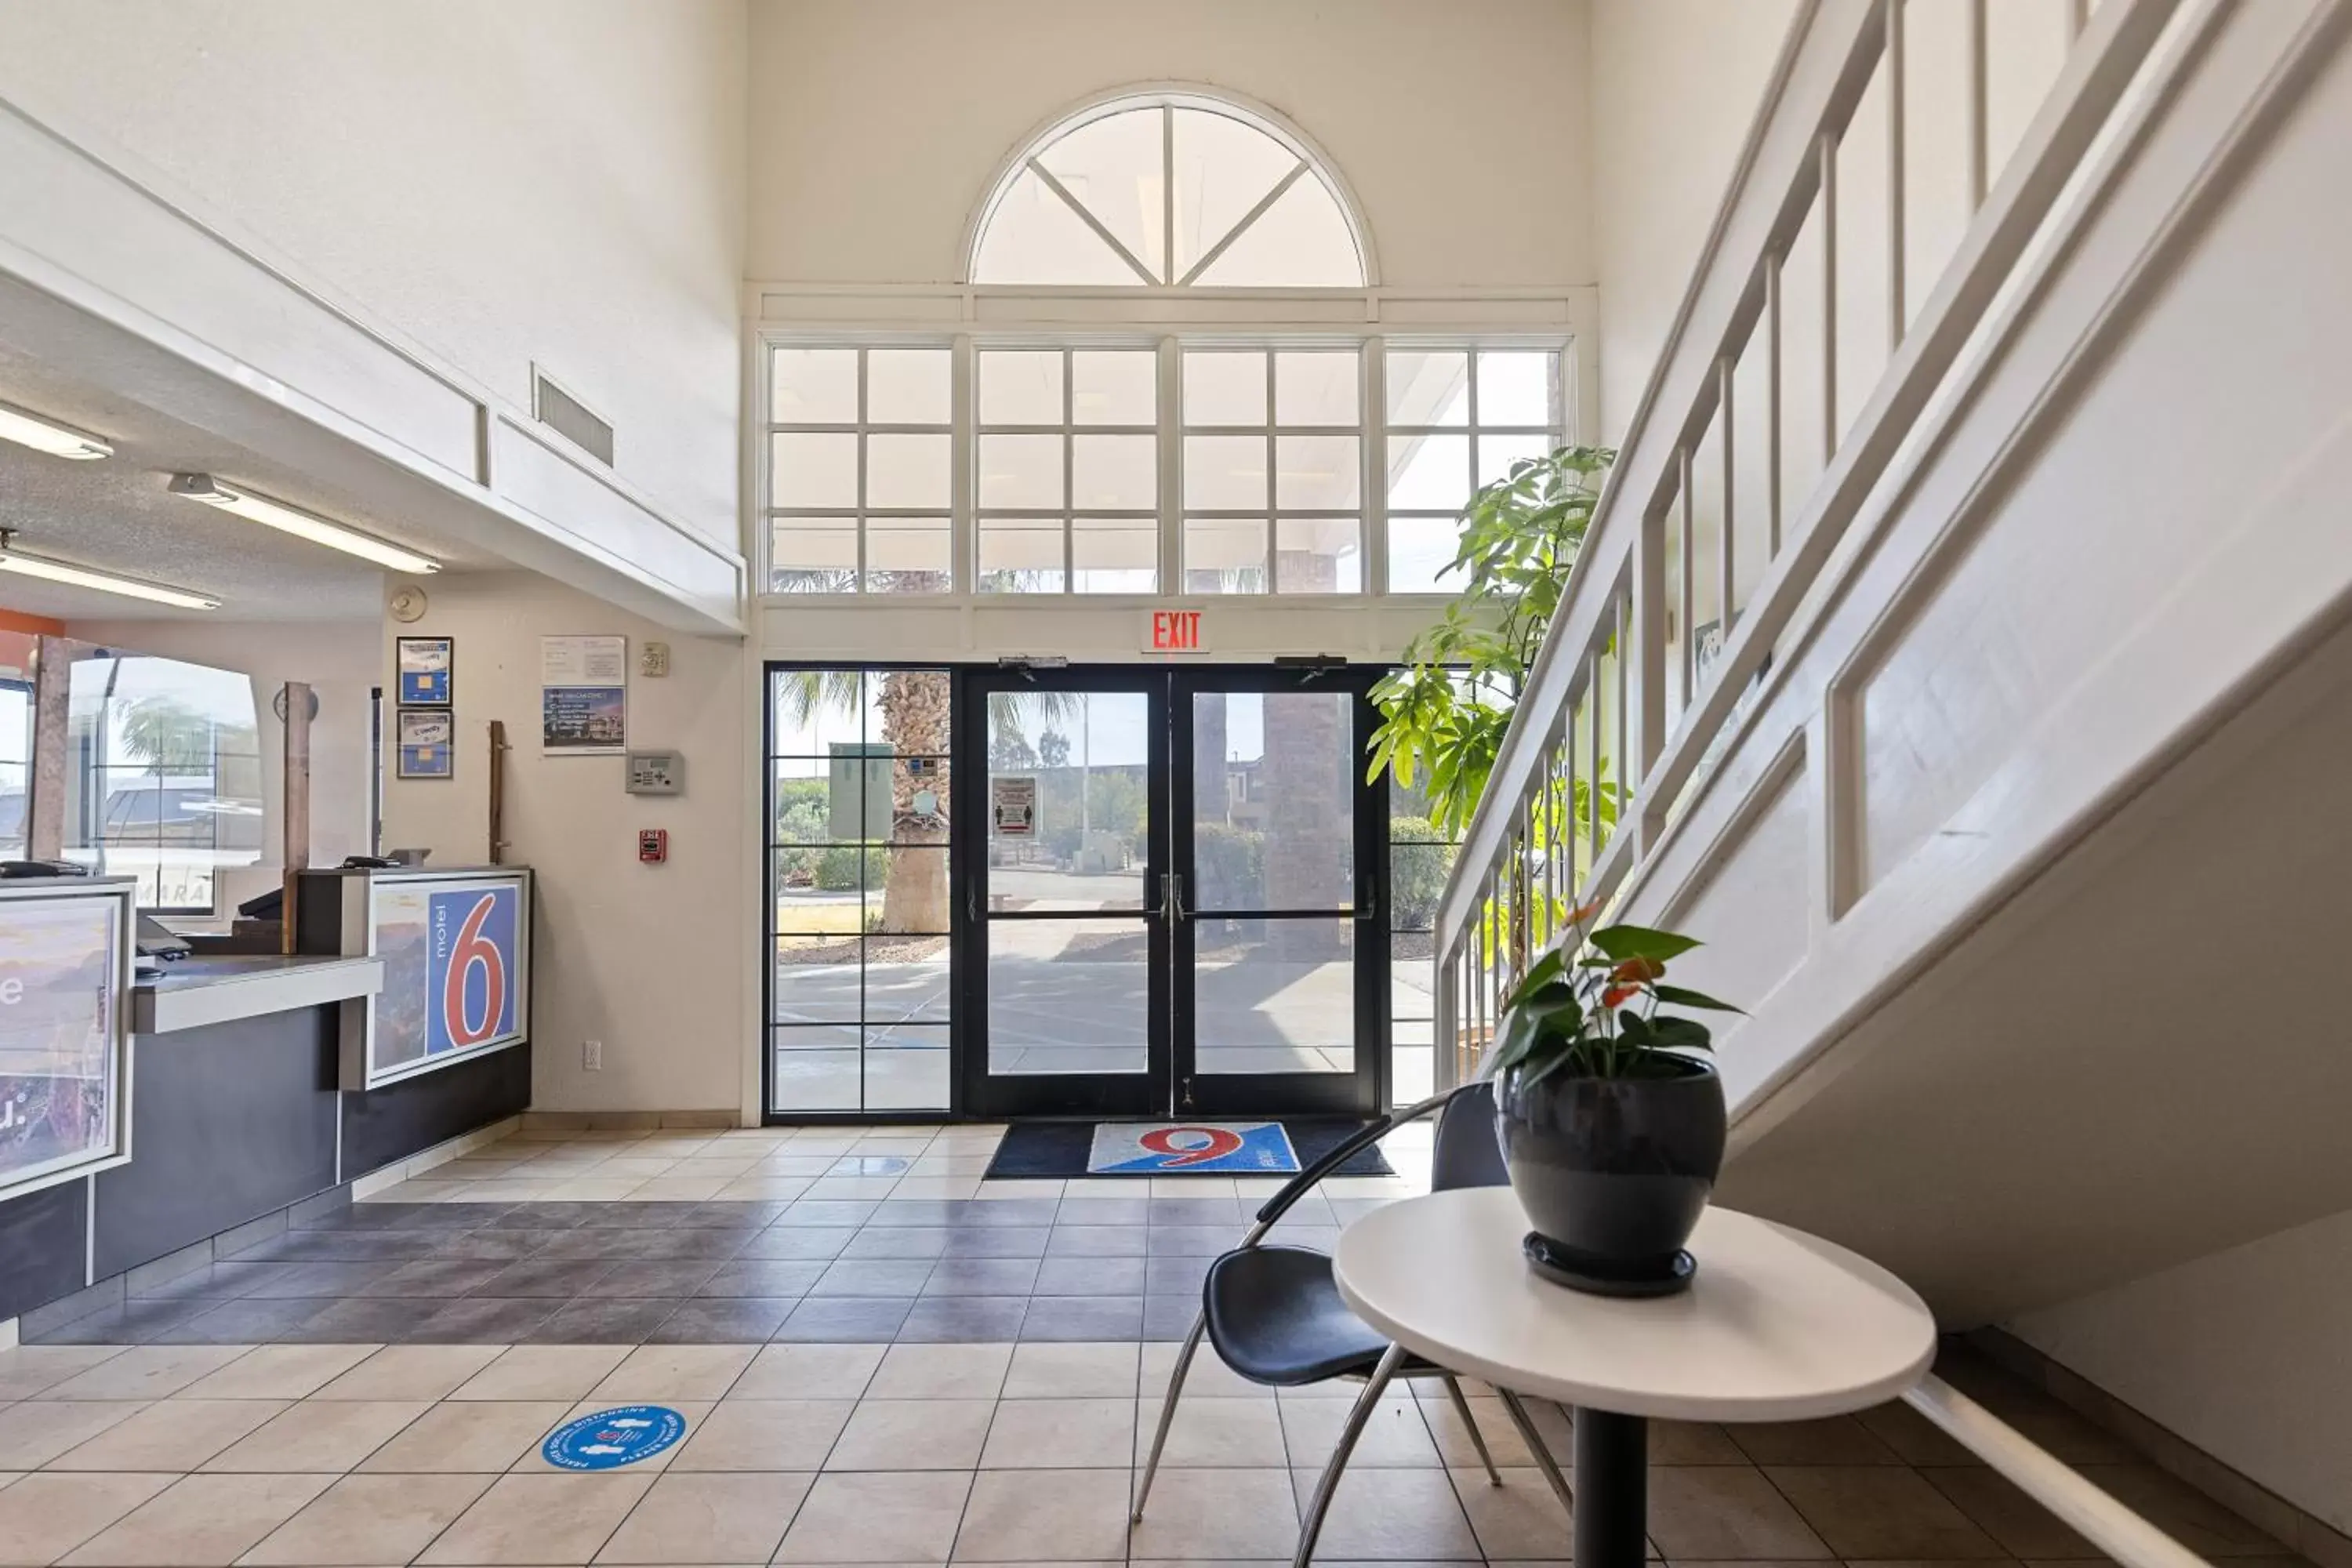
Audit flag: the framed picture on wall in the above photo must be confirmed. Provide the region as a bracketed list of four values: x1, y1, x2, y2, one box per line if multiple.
[397, 636, 454, 706]
[396, 708, 454, 779]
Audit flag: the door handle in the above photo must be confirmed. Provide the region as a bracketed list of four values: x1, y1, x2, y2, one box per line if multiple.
[1356, 873, 1378, 921]
[1161, 871, 1187, 924]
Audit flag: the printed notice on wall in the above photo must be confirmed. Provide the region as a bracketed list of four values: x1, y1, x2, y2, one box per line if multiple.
[991, 775, 1037, 837]
[541, 635, 627, 755]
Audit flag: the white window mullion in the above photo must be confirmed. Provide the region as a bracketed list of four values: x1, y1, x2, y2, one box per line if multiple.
[1157, 336, 1181, 594]
[951, 334, 975, 593]
[1367, 339, 1389, 595]
[855, 347, 869, 590]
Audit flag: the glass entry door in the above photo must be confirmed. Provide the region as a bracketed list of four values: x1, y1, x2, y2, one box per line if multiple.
[1172, 669, 1382, 1116]
[960, 664, 1384, 1120]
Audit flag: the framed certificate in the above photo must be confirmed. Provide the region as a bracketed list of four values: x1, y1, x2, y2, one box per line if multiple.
[397, 708, 455, 779]
[397, 636, 454, 707]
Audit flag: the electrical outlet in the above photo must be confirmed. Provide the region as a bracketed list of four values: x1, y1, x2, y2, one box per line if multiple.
[583, 1040, 603, 1071]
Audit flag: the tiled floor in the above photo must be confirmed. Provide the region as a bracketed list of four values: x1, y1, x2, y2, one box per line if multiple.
[0, 1123, 2304, 1566]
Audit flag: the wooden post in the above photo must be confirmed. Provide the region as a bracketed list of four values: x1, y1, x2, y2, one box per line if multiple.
[25, 635, 71, 862]
[280, 681, 311, 955]
[487, 720, 509, 866]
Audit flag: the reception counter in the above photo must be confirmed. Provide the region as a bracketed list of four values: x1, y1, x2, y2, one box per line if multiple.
[0, 871, 534, 1334]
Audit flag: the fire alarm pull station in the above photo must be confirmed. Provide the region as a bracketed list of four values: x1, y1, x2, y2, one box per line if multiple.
[638, 829, 668, 864]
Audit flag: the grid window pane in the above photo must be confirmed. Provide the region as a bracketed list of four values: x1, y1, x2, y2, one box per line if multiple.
[1386, 349, 1470, 424]
[1276, 351, 1359, 425]
[868, 348, 953, 423]
[1388, 431, 1470, 512]
[1276, 434, 1359, 510]
[1072, 434, 1156, 510]
[866, 517, 951, 592]
[1184, 517, 1267, 593]
[771, 432, 859, 509]
[1184, 350, 1267, 424]
[866, 432, 951, 509]
[980, 350, 1063, 423]
[1073, 517, 1158, 593]
[1478, 431, 1554, 488]
[1184, 435, 1268, 510]
[1276, 517, 1362, 593]
[1477, 350, 1555, 426]
[771, 521, 859, 590]
[978, 434, 1063, 509]
[1073, 350, 1157, 425]
[979, 517, 1066, 593]
[1387, 516, 1460, 594]
[772, 348, 858, 423]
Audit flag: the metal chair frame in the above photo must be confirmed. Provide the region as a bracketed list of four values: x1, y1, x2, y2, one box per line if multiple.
[1132, 1085, 1575, 1566]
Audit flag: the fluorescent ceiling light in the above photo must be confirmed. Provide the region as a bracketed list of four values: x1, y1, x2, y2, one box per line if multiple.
[0, 536, 219, 610]
[0, 401, 112, 461]
[169, 473, 440, 574]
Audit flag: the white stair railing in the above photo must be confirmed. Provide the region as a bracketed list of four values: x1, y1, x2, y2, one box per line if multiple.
[1432, 0, 2185, 1079]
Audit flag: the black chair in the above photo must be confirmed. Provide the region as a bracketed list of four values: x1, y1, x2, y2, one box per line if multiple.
[1133, 1082, 1573, 1566]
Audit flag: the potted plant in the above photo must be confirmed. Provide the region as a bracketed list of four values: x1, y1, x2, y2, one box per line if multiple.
[1486, 912, 1740, 1297]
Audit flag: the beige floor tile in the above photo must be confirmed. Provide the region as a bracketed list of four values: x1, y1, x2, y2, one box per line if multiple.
[201, 1398, 429, 1472]
[419, 1472, 656, 1565]
[866, 1343, 1011, 1401]
[49, 1399, 285, 1472]
[1759, 1466, 1998, 1559]
[360, 1400, 575, 1473]
[0, 1472, 172, 1565]
[314, 1344, 510, 1402]
[1727, 1415, 1904, 1466]
[454, 1345, 633, 1401]
[0, 1348, 128, 1403]
[1853, 1400, 1986, 1468]
[41, 1346, 255, 1403]
[593, 1469, 815, 1564]
[1451, 1466, 1574, 1558]
[1128, 1468, 1301, 1559]
[1646, 1464, 1834, 1559]
[1001, 1343, 1138, 1399]
[591, 1345, 757, 1403]
[1419, 1392, 1542, 1468]
[826, 1399, 994, 1470]
[0, 1401, 149, 1469]
[1278, 1395, 1442, 1468]
[517, 1402, 714, 1475]
[176, 1344, 380, 1402]
[240, 1472, 495, 1566]
[1284, 1465, 1478, 1559]
[673, 1399, 853, 1471]
[1924, 1465, 2103, 1558]
[1136, 1394, 1287, 1467]
[715, 1176, 817, 1200]
[773, 1469, 972, 1563]
[59, 1472, 332, 1566]
[731, 1345, 885, 1401]
[1142, 1341, 1262, 1399]
[540, 1178, 648, 1201]
[1648, 1420, 1748, 1465]
[982, 1397, 1136, 1468]
[2071, 1463, 2286, 1556]
[887, 1177, 981, 1200]
[954, 1467, 1132, 1561]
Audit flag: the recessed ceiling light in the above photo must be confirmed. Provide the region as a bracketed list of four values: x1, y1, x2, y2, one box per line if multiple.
[0, 532, 219, 610]
[0, 401, 112, 461]
[169, 473, 441, 574]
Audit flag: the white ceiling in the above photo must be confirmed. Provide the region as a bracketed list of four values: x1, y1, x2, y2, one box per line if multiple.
[0, 339, 497, 622]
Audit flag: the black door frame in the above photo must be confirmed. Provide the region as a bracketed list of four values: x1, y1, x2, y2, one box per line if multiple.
[1169, 664, 1388, 1118]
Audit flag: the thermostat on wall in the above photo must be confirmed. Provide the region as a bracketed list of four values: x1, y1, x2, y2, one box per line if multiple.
[625, 750, 684, 796]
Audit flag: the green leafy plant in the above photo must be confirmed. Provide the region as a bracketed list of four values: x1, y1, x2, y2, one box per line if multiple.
[1367, 444, 1614, 839]
[1489, 908, 1742, 1083]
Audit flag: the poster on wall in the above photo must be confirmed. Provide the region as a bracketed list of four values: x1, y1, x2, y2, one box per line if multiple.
[366, 875, 529, 1085]
[396, 636, 454, 706]
[396, 709, 454, 779]
[991, 775, 1037, 837]
[0, 891, 126, 1196]
[540, 635, 626, 754]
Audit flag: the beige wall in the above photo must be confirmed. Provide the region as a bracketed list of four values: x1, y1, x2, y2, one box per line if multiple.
[0, 0, 750, 550]
[2011, 1210, 2352, 1534]
[746, 0, 1594, 289]
[60, 617, 379, 928]
[377, 575, 750, 1117]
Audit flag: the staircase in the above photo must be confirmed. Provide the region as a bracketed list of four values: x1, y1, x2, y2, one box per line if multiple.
[1433, 0, 2352, 1552]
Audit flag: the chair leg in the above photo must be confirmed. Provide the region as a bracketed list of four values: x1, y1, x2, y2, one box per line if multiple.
[1442, 1374, 1503, 1486]
[1294, 1343, 1406, 1568]
[1133, 1310, 1206, 1523]
[1497, 1388, 1577, 1516]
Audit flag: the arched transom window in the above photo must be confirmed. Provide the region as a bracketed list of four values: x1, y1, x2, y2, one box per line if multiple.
[971, 93, 1369, 288]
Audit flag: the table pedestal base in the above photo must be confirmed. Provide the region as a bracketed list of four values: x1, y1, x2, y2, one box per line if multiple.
[1572, 1407, 1648, 1568]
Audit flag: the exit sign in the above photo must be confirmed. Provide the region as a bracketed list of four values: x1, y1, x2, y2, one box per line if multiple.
[1145, 607, 1207, 654]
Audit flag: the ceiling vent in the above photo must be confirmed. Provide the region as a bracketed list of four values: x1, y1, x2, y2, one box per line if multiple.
[532, 366, 615, 466]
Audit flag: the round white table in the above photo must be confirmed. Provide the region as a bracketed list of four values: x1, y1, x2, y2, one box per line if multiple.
[1334, 1188, 1936, 1568]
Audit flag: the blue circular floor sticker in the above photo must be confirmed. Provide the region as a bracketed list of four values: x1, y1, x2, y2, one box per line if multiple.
[542, 1406, 688, 1470]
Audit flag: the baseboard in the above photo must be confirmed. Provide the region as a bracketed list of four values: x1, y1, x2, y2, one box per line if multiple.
[1967, 1327, 2352, 1568]
[520, 1109, 741, 1131]
[350, 1113, 524, 1197]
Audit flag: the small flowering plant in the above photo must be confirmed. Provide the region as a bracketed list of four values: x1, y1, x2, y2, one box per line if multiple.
[1488, 909, 1743, 1084]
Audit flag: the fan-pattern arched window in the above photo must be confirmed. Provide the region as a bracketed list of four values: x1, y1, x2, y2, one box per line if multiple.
[972, 96, 1368, 288]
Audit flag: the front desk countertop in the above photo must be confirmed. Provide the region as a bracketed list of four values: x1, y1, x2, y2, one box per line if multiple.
[132, 954, 385, 1036]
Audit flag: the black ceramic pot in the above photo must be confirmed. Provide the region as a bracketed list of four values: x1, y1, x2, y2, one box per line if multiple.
[1494, 1055, 1726, 1294]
